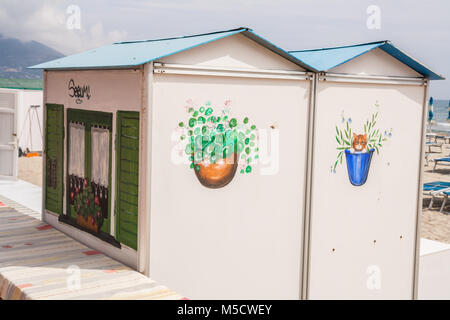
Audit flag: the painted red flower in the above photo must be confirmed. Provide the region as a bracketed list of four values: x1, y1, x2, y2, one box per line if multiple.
[85, 198, 90, 207]
[94, 196, 100, 206]
[75, 187, 79, 194]
[89, 216, 95, 225]
[84, 178, 88, 188]
[70, 192, 74, 201]
[96, 211, 101, 219]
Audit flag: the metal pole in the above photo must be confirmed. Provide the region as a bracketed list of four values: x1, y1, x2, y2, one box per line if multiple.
[42, 71, 48, 222]
[29, 107, 33, 151]
[31, 105, 43, 141]
[412, 79, 429, 299]
[301, 72, 317, 299]
[319, 75, 425, 86]
[322, 72, 424, 82]
[153, 62, 309, 76]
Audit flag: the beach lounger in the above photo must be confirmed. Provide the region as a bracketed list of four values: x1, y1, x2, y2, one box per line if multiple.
[435, 134, 450, 144]
[433, 157, 450, 171]
[425, 141, 443, 153]
[426, 133, 450, 144]
[438, 189, 450, 215]
[425, 152, 430, 166]
[423, 181, 450, 209]
[426, 133, 437, 142]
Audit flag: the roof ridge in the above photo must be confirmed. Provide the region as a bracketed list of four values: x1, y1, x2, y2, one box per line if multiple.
[289, 40, 388, 53]
[114, 27, 250, 45]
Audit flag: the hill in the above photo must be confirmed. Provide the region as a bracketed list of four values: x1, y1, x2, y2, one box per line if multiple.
[0, 34, 64, 79]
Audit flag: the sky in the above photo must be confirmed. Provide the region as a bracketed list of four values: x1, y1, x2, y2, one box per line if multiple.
[1, 0, 449, 97]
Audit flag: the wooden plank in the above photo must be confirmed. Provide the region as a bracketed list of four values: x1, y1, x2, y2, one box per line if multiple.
[121, 126, 139, 138]
[0, 200, 181, 300]
[119, 171, 138, 185]
[120, 136, 139, 148]
[119, 182, 138, 196]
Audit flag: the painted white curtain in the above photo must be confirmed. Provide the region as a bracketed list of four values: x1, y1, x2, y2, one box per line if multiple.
[91, 127, 109, 187]
[69, 122, 85, 177]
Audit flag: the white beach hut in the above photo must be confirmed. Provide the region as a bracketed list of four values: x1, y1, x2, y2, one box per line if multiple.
[290, 41, 444, 299]
[0, 78, 43, 179]
[31, 28, 315, 299]
[32, 32, 444, 300]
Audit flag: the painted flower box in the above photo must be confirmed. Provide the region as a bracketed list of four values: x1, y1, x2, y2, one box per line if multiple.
[344, 149, 375, 186]
[194, 152, 238, 188]
[76, 214, 99, 233]
[71, 177, 107, 233]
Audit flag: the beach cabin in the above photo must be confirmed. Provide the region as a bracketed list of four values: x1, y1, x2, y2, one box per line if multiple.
[31, 28, 315, 299]
[290, 41, 444, 299]
[31, 31, 444, 299]
[0, 78, 43, 179]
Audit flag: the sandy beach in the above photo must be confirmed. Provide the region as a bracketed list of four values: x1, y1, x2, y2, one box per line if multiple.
[422, 140, 450, 243]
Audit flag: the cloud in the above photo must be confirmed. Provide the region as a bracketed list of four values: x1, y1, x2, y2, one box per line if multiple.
[0, 0, 127, 55]
[0, 0, 448, 96]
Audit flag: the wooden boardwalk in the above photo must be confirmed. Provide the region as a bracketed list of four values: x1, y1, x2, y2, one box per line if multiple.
[0, 196, 182, 300]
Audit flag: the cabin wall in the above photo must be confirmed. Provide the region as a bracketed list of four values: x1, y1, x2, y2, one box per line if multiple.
[331, 48, 422, 78]
[46, 69, 142, 112]
[43, 68, 145, 268]
[148, 72, 311, 299]
[0, 88, 19, 178]
[307, 80, 425, 299]
[159, 33, 304, 71]
[419, 248, 450, 299]
[0, 88, 43, 177]
[16, 90, 44, 152]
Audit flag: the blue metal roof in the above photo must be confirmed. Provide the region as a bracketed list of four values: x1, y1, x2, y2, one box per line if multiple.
[289, 41, 444, 80]
[29, 28, 314, 71]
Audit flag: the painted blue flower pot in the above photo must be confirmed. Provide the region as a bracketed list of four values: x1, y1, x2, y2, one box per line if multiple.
[344, 149, 375, 186]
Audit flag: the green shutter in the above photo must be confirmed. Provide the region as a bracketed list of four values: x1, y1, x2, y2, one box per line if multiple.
[115, 111, 140, 250]
[45, 104, 64, 214]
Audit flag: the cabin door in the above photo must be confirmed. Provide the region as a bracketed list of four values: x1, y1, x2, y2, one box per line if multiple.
[0, 91, 17, 179]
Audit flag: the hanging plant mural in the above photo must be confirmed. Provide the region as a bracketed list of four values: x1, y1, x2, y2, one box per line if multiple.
[332, 104, 392, 186]
[177, 100, 259, 188]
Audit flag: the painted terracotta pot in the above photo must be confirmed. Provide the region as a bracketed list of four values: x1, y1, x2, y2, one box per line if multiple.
[344, 148, 375, 186]
[194, 152, 238, 189]
[77, 214, 99, 233]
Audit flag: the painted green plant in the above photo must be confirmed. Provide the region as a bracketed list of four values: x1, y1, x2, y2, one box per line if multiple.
[177, 100, 258, 175]
[72, 178, 103, 227]
[363, 112, 387, 153]
[332, 111, 391, 173]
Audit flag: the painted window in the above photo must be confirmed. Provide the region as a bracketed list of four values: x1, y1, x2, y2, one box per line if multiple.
[65, 109, 113, 240]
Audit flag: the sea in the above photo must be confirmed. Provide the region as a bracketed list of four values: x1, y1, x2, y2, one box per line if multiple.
[430, 99, 450, 133]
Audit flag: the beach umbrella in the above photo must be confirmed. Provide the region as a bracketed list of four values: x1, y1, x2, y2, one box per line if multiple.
[447, 100, 450, 121]
[428, 96, 434, 122]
